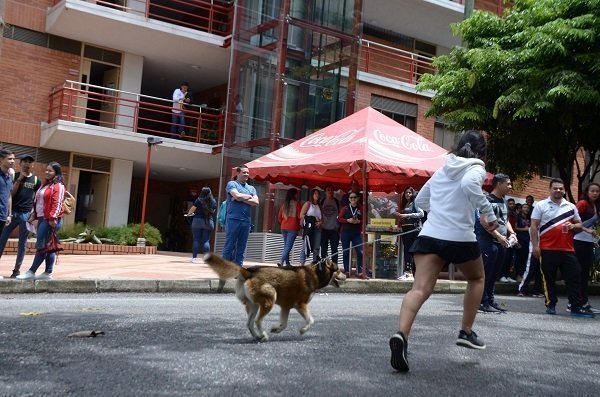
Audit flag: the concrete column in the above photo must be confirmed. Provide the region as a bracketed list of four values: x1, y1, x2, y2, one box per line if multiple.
[105, 158, 133, 226]
[116, 53, 144, 131]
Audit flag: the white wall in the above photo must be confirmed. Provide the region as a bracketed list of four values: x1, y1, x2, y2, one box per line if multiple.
[116, 52, 144, 131]
[105, 158, 133, 226]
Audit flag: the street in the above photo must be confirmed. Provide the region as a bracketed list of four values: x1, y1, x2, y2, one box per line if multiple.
[0, 293, 598, 396]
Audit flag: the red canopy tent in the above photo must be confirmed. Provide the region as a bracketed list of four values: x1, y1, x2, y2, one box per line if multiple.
[246, 106, 448, 192]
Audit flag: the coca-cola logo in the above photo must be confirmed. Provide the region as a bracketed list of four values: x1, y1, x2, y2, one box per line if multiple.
[299, 129, 360, 148]
[374, 129, 433, 152]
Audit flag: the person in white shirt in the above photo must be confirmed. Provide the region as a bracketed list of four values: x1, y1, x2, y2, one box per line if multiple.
[389, 130, 499, 373]
[171, 82, 190, 136]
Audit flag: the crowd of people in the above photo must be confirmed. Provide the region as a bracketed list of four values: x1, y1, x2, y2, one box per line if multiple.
[0, 150, 68, 281]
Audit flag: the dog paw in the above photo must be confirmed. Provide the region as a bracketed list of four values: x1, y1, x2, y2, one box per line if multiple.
[257, 332, 269, 342]
[270, 326, 282, 333]
[299, 327, 309, 335]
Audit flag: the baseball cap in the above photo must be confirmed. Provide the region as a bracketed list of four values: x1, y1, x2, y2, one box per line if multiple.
[20, 154, 35, 162]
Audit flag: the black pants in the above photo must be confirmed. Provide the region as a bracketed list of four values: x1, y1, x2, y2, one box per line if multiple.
[540, 250, 583, 308]
[401, 225, 418, 273]
[479, 239, 505, 305]
[518, 252, 543, 295]
[320, 228, 339, 264]
[573, 240, 593, 305]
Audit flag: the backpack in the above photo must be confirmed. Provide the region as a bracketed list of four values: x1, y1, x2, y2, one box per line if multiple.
[62, 190, 75, 215]
[217, 200, 227, 227]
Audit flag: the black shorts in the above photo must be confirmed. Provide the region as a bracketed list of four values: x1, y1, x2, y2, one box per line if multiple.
[410, 236, 481, 264]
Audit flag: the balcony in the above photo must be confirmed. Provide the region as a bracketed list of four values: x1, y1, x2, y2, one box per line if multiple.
[42, 81, 224, 181]
[359, 40, 435, 91]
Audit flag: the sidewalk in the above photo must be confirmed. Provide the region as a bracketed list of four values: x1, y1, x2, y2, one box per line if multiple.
[0, 251, 597, 295]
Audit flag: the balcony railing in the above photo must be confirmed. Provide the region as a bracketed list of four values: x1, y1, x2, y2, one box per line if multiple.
[53, 0, 234, 37]
[48, 81, 224, 145]
[360, 40, 435, 85]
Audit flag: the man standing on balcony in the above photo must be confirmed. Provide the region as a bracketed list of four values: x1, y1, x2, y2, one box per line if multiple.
[171, 81, 190, 137]
[222, 165, 259, 266]
[0, 154, 41, 278]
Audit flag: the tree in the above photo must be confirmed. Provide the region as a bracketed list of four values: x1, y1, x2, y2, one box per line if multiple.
[418, 0, 600, 201]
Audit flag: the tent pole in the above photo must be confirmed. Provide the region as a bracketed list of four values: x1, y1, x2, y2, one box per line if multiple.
[361, 160, 369, 278]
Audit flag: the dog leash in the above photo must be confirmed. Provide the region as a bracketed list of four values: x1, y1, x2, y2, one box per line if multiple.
[317, 227, 421, 263]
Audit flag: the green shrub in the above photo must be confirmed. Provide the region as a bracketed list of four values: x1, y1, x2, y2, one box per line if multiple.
[57, 222, 87, 240]
[58, 222, 162, 246]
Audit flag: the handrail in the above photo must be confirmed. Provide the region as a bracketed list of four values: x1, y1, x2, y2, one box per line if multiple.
[52, 0, 234, 37]
[48, 81, 224, 145]
[359, 39, 436, 85]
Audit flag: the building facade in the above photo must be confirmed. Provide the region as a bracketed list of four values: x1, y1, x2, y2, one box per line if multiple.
[3, 0, 552, 251]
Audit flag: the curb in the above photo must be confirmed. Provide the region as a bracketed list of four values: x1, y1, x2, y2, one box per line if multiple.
[1, 279, 599, 295]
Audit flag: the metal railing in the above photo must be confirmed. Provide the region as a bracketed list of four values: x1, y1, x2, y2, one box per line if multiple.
[48, 81, 224, 145]
[53, 0, 234, 36]
[360, 40, 436, 85]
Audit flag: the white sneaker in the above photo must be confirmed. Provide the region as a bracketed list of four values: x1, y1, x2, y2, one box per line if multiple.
[397, 273, 414, 281]
[191, 258, 198, 264]
[35, 272, 53, 280]
[16, 270, 35, 280]
[499, 276, 509, 283]
[505, 277, 517, 283]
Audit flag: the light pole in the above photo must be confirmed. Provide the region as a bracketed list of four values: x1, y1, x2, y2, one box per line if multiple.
[138, 136, 163, 246]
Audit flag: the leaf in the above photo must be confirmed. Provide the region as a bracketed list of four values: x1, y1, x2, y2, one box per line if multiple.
[68, 330, 105, 338]
[20, 311, 43, 316]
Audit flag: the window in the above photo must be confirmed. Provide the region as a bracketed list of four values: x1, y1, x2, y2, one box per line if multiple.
[371, 95, 417, 131]
[433, 121, 458, 151]
[542, 163, 563, 179]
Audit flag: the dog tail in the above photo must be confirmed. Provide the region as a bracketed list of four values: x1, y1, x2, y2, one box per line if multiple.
[203, 253, 250, 280]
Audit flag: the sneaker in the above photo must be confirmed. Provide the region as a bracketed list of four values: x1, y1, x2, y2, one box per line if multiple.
[532, 293, 545, 298]
[10, 270, 20, 279]
[517, 292, 525, 297]
[505, 277, 517, 283]
[191, 258, 198, 264]
[490, 302, 507, 312]
[545, 306, 556, 315]
[16, 270, 35, 280]
[456, 330, 486, 350]
[570, 306, 595, 319]
[389, 332, 409, 372]
[397, 273, 414, 281]
[499, 276, 510, 283]
[479, 304, 501, 313]
[583, 304, 600, 314]
[565, 304, 572, 313]
[276, 263, 282, 267]
[35, 272, 52, 280]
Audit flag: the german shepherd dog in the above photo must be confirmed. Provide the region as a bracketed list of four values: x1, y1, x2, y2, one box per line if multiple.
[203, 253, 340, 341]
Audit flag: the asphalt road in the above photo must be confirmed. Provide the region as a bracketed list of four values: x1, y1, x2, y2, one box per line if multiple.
[0, 293, 598, 397]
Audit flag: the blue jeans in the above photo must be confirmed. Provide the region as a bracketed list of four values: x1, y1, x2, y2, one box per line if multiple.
[170, 112, 185, 135]
[29, 218, 62, 274]
[300, 228, 321, 265]
[341, 231, 363, 274]
[222, 219, 251, 266]
[0, 211, 30, 270]
[280, 230, 297, 265]
[191, 218, 213, 258]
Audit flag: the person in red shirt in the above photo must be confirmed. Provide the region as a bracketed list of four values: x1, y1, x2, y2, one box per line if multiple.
[17, 162, 65, 281]
[277, 188, 300, 266]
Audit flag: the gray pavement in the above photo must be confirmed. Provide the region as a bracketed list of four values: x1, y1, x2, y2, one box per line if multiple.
[0, 293, 598, 396]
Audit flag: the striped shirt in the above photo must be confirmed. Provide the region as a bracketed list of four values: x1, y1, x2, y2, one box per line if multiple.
[531, 197, 580, 252]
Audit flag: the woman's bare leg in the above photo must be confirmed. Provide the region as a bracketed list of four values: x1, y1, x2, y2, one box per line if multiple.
[398, 253, 446, 337]
[455, 256, 485, 333]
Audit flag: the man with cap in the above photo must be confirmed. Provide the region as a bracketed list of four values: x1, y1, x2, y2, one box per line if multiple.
[0, 154, 41, 278]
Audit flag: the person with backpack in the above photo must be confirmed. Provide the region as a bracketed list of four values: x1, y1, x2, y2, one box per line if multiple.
[17, 161, 66, 281]
[186, 187, 217, 263]
[320, 184, 340, 265]
[0, 154, 41, 278]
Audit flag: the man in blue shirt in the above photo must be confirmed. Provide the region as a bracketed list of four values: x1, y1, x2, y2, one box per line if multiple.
[0, 149, 15, 279]
[222, 165, 259, 266]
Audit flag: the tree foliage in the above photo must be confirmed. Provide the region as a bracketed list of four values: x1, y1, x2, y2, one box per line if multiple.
[418, 0, 600, 200]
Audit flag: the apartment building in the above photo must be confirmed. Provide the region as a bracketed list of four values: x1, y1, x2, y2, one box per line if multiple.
[1, 0, 519, 251]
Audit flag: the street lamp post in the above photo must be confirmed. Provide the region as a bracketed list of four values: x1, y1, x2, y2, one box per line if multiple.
[138, 136, 163, 246]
